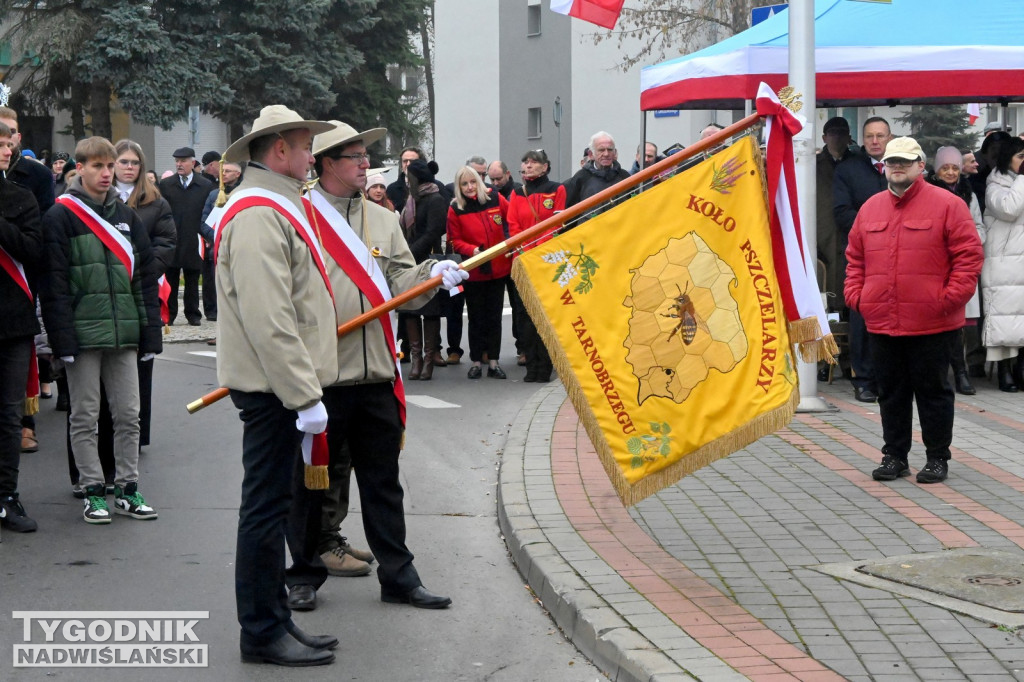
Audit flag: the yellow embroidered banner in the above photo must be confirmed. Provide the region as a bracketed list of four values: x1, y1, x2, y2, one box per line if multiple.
[512, 137, 798, 505]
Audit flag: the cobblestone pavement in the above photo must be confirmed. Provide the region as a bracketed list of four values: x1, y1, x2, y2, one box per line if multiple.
[499, 378, 1024, 681]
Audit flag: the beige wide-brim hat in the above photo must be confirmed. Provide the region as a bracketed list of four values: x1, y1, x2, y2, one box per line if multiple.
[312, 120, 387, 157]
[223, 105, 336, 163]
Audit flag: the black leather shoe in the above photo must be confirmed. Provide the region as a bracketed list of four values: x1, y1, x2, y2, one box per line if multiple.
[467, 365, 482, 379]
[285, 622, 338, 650]
[954, 371, 976, 395]
[917, 459, 948, 484]
[381, 585, 452, 609]
[487, 365, 507, 379]
[872, 455, 910, 482]
[854, 387, 878, 403]
[287, 584, 317, 611]
[240, 632, 334, 666]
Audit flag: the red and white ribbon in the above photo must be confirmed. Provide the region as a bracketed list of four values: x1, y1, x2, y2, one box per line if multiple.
[0, 245, 31, 301]
[304, 188, 406, 427]
[755, 82, 834, 360]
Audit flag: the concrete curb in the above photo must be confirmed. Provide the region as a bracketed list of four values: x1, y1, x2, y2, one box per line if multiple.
[498, 386, 731, 682]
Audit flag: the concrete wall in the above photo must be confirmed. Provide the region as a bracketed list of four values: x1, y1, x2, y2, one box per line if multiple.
[497, 1, 573, 181]
[434, 0, 501, 186]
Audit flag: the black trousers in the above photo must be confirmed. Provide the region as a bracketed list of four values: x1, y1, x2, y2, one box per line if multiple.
[312, 382, 421, 593]
[0, 336, 31, 497]
[464, 277, 506, 363]
[317, 441, 352, 554]
[202, 255, 217, 319]
[165, 266, 201, 324]
[506, 278, 523, 355]
[870, 330, 956, 463]
[848, 308, 876, 391]
[444, 290, 465, 356]
[229, 390, 305, 647]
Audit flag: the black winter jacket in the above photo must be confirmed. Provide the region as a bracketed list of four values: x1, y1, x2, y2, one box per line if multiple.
[40, 181, 162, 357]
[6, 152, 55, 215]
[0, 177, 44, 341]
[832, 147, 887, 236]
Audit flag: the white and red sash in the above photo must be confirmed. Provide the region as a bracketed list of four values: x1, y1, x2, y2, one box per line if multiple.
[214, 188, 334, 302]
[0, 245, 31, 301]
[157, 274, 171, 325]
[56, 195, 135, 280]
[199, 204, 227, 260]
[303, 189, 406, 427]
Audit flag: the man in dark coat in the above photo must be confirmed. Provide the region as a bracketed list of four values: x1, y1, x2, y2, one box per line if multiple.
[563, 131, 630, 223]
[159, 146, 214, 325]
[0, 107, 55, 216]
[833, 116, 891, 403]
[486, 160, 521, 200]
[0, 121, 44, 534]
[816, 117, 854, 311]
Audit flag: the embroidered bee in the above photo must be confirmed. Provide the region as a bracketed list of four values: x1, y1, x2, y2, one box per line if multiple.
[661, 282, 709, 345]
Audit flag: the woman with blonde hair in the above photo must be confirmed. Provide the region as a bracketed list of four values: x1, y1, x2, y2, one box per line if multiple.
[446, 165, 511, 379]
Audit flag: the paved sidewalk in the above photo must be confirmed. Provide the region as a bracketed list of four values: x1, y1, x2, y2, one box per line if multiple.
[499, 378, 1024, 681]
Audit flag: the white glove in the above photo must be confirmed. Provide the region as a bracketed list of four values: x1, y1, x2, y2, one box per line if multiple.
[430, 260, 469, 291]
[140, 353, 155, 362]
[61, 356, 75, 365]
[295, 401, 328, 434]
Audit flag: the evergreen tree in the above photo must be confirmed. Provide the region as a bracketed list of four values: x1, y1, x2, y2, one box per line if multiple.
[896, 105, 980, 159]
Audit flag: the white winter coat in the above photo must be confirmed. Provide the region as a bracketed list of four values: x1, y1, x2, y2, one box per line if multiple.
[981, 170, 1024, 349]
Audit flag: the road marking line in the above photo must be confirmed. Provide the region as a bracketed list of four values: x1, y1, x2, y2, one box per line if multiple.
[188, 351, 217, 358]
[405, 395, 460, 409]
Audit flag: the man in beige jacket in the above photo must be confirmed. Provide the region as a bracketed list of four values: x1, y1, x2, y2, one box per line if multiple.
[289, 121, 465, 611]
[215, 105, 339, 667]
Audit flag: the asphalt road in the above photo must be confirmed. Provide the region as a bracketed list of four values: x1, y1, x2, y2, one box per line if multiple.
[1, 314, 607, 682]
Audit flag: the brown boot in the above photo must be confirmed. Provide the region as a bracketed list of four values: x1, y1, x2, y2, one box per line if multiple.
[405, 318, 423, 380]
[421, 318, 441, 380]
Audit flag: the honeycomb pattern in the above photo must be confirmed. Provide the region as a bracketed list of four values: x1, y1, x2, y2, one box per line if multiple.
[622, 232, 748, 404]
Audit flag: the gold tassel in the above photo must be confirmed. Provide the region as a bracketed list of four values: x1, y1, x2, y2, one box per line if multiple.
[23, 396, 39, 416]
[787, 316, 822, 345]
[215, 162, 228, 208]
[400, 430, 406, 451]
[304, 465, 329, 490]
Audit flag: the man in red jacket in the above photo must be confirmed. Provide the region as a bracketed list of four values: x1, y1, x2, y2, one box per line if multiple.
[845, 137, 984, 484]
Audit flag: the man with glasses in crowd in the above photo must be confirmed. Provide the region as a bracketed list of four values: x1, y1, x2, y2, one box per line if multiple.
[563, 131, 630, 222]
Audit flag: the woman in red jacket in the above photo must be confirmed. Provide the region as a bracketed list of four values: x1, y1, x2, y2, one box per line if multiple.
[507, 149, 566, 382]
[447, 166, 510, 379]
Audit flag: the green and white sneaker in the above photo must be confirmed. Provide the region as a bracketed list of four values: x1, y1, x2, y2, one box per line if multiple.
[113, 482, 157, 520]
[83, 486, 112, 524]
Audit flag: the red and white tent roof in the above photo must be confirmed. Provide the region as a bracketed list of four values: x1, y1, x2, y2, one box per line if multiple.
[641, 0, 1024, 111]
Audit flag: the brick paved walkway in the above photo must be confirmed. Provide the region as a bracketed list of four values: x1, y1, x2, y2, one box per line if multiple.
[499, 379, 1024, 681]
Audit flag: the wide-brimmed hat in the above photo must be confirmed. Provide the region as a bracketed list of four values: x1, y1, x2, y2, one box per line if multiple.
[224, 105, 335, 163]
[312, 121, 386, 157]
[882, 137, 924, 162]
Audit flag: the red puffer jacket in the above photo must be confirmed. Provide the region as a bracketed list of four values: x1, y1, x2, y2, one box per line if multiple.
[447, 189, 510, 282]
[845, 177, 983, 336]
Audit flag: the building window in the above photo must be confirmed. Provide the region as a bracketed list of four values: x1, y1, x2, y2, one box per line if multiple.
[528, 107, 542, 139]
[527, 4, 541, 36]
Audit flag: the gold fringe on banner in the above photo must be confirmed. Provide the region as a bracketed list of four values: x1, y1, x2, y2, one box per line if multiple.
[304, 465, 329, 490]
[23, 396, 38, 417]
[512, 259, 799, 507]
[796, 333, 840, 365]
[787, 316, 821, 346]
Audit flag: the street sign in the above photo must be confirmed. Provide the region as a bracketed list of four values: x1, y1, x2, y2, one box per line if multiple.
[750, 3, 788, 26]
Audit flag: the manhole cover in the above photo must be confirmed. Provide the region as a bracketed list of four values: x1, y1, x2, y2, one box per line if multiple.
[856, 550, 1024, 612]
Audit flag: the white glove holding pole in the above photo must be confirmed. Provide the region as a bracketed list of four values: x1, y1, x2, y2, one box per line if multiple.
[430, 260, 469, 291]
[61, 356, 75, 365]
[295, 401, 328, 434]
[140, 353, 155, 362]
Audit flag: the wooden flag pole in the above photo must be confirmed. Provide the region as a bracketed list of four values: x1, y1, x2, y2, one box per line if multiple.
[185, 113, 761, 414]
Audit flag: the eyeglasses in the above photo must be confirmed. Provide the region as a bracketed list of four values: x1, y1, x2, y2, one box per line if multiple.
[336, 153, 370, 163]
[883, 158, 918, 168]
[116, 159, 141, 167]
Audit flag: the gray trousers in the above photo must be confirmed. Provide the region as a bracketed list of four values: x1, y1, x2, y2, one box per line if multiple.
[66, 349, 140, 489]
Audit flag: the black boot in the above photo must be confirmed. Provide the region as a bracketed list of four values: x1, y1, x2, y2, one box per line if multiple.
[998, 359, 1018, 393]
[420, 318, 440, 381]
[1014, 356, 1024, 389]
[954, 371, 976, 395]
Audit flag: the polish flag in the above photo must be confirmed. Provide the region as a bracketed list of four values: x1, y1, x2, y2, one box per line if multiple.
[550, 0, 625, 29]
[967, 103, 981, 126]
[157, 274, 171, 325]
